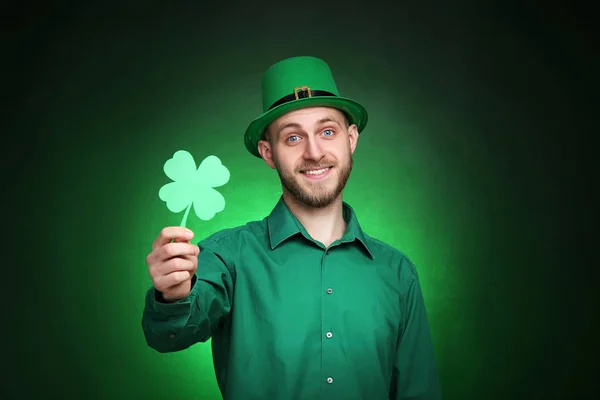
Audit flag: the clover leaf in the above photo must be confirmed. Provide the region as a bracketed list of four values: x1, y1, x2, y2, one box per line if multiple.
[158, 150, 230, 227]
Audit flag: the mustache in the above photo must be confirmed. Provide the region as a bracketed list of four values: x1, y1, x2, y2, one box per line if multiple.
[296, 162, 336, 172]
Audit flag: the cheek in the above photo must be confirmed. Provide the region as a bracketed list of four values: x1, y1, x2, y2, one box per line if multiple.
[274, 154, 298, 172]
[329, 146, 349, 161]
[276, 146, 304, 163]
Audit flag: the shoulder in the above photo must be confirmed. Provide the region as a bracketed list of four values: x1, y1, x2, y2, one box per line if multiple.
[362, 233, 419, 282]
[197, 218, 268, 249]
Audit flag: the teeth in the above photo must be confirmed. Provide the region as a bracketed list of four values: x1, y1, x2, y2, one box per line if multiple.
[304, 168, 329, 175]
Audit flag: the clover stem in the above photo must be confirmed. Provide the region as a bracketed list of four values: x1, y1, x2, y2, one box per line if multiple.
[180, 203, 192, 228]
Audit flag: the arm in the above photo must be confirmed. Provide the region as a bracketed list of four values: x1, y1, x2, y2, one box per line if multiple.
[390, 258, 441, 399]
[141, 238, 235, 353]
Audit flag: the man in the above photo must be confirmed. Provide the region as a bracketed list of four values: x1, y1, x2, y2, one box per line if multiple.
[142, 56, 441, 399]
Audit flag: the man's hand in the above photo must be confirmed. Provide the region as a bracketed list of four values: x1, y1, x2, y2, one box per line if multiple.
[146, 227, 200, 302]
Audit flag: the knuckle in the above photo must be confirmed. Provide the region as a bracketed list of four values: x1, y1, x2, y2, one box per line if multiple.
[171, 257, 183, 270]
[151, 276, 162, 290]
[163, 243, 174, 257]
[147, 263, 158, 276]
[175, 257, 192, 271]
[172, 271, 186, 283]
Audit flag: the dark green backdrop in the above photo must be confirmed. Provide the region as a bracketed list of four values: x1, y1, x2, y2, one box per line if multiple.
[7, 1, 594, 399]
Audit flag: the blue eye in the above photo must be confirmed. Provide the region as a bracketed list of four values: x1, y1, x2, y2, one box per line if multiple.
[287, 135, 299, 142]
[323, 129, 334, 136]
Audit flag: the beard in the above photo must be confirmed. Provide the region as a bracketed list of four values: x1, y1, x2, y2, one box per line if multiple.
[273, 151, 353, 209]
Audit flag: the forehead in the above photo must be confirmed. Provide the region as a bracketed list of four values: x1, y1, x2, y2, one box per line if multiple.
[273, 106, 346, 127]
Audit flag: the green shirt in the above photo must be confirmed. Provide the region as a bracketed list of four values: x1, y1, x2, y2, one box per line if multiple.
[142, 196, 441, 399]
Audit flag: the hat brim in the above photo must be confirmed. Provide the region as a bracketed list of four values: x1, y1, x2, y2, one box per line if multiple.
[244, 96, 368, 158]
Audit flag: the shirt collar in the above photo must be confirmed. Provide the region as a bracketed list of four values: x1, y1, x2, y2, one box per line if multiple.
[267, 196, 374, 259]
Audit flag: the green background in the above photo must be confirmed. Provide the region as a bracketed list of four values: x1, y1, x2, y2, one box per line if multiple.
[7, 1, 594, 399]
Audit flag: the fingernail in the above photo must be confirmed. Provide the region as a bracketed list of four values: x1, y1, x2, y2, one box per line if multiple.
[186, 230, 193, 238]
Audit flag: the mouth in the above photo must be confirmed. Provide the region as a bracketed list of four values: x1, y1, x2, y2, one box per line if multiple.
[299, 166, 332, 180]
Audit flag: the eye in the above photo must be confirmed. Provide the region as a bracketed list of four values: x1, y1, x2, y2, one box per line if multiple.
[286, 135, 300, 143]
[322, 129, 334, 136]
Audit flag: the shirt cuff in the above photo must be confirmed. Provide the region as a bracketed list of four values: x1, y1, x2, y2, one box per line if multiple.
[149, 274, 198, 314]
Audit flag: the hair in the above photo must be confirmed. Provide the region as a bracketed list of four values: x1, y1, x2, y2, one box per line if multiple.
[262, 127, 273, 145]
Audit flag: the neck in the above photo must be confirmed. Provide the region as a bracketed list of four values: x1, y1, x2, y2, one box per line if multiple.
[282, 191, 347, 247]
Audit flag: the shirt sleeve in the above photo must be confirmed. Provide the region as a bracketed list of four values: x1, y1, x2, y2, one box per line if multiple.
[141, 237, 236, 353]
[390, 258, 442, 399]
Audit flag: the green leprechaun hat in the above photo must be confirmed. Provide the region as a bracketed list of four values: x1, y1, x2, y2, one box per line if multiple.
[244, 56, 369, 158]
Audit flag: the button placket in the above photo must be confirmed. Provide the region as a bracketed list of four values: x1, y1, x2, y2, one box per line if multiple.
[322, 248, 337, 390]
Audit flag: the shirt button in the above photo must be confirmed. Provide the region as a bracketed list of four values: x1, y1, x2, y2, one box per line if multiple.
[326, 331, 333, 339]
[327, 377, 334, 384]
[327, 288, 333, 294]
[169, 333, 176, 339]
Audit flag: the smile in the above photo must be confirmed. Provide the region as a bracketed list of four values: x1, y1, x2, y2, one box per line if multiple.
[300, 167, 332, 179]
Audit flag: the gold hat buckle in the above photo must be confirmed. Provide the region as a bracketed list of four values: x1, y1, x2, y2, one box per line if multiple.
[294, 86, 312, 99]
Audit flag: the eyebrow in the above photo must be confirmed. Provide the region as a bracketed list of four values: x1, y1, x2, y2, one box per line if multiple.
[277, 122, 303, 132]
[316, 117, 342, 126]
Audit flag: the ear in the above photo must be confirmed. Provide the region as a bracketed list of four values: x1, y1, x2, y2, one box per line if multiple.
[347, 124, 359, 155]
[258, 139, 276, 169]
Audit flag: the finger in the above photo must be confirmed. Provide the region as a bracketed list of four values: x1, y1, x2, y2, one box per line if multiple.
[153, 270, 193, 291]
[152, 227, 194, 251]
[158, 242, 200, 261]
[146, 244, 198, 270]
[155, 255, 197, 276]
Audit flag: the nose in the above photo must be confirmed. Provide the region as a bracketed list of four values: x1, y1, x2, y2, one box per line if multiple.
[303, 136, 325, 161]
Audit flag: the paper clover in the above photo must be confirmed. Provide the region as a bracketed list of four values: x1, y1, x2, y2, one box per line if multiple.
[158, 150, 230, 227]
